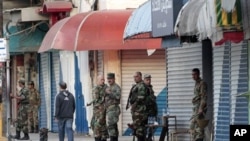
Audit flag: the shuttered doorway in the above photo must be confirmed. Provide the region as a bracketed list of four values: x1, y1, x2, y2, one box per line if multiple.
[51, 52, 60, 132]
[39, 53, 51, 130]
[213, 41, 248, 141]
[121, 49, 167, 135]
[167, 43, 202, 140]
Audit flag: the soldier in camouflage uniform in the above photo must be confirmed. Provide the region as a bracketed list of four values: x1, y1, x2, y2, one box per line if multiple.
[190, 68, 207, 141]
[10, 79, 30, 140]
[88, 75, 108, 141]
[126, 72, 148, 141]
[105, 73, 121, 141]
[144, 74, 158, 141]
[28, 81, 41, 133]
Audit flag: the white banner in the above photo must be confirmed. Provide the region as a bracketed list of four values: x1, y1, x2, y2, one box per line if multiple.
[0, 38, 7, 62]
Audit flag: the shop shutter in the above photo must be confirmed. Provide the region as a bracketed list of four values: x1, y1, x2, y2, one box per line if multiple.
[167, 43, 202, 140]
[213, 41, 249, 141]
[230, 42, 248, 125]
[97, 51, 104, 75]
[51, 52, 60, 132]
[39, 53, 51, 129]
[121, 49, 167, 136]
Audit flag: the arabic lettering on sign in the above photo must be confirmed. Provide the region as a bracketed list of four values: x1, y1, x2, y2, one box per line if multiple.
[152, 0, 173, 15]
[157, 21, 167, 29]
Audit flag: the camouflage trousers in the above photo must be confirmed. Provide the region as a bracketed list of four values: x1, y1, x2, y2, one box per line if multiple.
[28, 105, 39, 129]
[16, 104, 29, 133]
[93, 105, 108, 140]
[106, 105, 120, 137]
[131, 105, 147, 137]
[190, 107, 206, 140]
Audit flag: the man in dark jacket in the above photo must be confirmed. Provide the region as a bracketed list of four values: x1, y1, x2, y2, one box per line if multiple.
[54, 81, 75, 141]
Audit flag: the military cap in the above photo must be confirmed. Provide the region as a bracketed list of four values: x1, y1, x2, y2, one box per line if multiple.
[107, 73, 115, 79]
[28, 81, 34, 85]
[18, 79, 25, 85]
[144, 74, 151, 79]
[59, 81, 67, 89]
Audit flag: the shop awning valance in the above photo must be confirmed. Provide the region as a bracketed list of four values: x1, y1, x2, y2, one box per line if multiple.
[38, 10, 162, 53]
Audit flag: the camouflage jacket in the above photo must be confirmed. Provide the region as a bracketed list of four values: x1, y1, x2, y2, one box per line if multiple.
[105, 83, 121, 107]
[19, 87, 29, 104]
[29, 88, 41, 106]
[92, 84, 107, 107]
[192, 78, 207, 112]
[145, 84, 158, 116]
[130, 81, 147, 106]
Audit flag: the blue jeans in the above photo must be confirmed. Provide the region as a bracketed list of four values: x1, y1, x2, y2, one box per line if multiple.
[57, 118, 74, 141]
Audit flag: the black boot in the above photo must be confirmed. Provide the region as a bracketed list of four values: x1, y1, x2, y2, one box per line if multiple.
[34, 125, 39, 133]
[196, 139, 203, 141]
[11, 130, 20, 139]
[137, 136, 145, 141]
[29, 126, 34, 133]
[20, 133, 30, 140]
[95, 137, 101, 141]
[110, 136, 118, 141]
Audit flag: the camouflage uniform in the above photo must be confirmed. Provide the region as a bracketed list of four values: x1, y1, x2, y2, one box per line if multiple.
[145, 84, 157, 141]
[92, 84, 108, 140]
[16, 87, 30, 134]
[129, 81, 148, 140]
[105, 83, 121, 140]
[146, 84, 157, 117]
[190, 78, 207, 141]
[28, 88, 40, 132]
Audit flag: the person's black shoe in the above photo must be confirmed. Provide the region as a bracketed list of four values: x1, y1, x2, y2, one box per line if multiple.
[19, 133, 30, 140]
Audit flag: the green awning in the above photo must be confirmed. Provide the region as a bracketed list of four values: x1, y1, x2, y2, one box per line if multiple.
[7, 23, 48, 53]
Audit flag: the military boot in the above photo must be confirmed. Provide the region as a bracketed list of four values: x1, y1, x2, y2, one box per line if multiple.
[11, 130, 20, 139]
[95, 137, 101, 141]
[20, 133, 30, 140]
[34, 125, 39, 133]
[29, 126, 34, 133]
[137, 136, 145, 141]
[110, 136, 118, 141]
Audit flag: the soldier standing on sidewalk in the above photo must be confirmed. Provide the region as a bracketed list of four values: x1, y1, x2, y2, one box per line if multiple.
[28, 81, 41, 133]
[10, 79, 30, 140]
[88, 75, 108, 141]
[105, 73, 121, 141]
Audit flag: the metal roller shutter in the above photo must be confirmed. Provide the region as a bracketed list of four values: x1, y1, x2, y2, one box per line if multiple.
[213, 41, 248, 141]
[39, 53, 51, 129]
[167, 43, 202, 140]
[121, 49, 167, 135]
[51, 52, 60, 132]
[98, 51, 104, 75]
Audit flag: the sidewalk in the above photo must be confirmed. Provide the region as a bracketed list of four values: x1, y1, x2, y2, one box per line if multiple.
[14, 132, 161, 141]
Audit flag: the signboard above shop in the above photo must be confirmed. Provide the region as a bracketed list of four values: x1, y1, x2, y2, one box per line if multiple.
[151, 0, 186, 37]
[0, 38, 7, 62]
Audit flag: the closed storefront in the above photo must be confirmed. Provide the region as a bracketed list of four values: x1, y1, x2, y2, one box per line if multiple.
[39, 53, 51, 129]
[167, 43, 202, 140]
[51, 52, 60, 132]
[213, 41, 248, 141]
[121, 49, 167, 135]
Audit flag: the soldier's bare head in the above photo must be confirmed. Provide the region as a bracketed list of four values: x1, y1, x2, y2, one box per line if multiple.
[97, 74, 105, 85]
[192, 68, 200, 81]
[134, 71, 142, 83]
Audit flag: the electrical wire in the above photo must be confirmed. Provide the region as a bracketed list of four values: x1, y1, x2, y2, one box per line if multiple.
[5, 21, 49, 38]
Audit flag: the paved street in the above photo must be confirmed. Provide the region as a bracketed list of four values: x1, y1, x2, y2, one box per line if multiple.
[13, 132, 161, 141]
